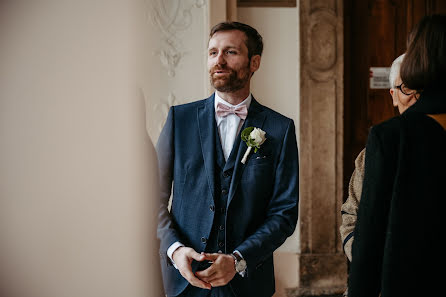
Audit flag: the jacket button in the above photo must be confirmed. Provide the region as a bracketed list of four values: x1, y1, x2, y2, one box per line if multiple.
[201, 237, 207, 244]
[223, 171, 230, 178]
[220, 207, 225, 214]
[221, 189, 228, 195]
[218, 242, 224, 247]
[219, 225, 225, 230]
[210, 205, 215, 212]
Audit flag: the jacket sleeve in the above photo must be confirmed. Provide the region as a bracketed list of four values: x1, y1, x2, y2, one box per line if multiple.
[340, 148, 365, 261]
[156, 107, 182, 258]
[348, 127, 394, 297]
[235, 119, 299, 269]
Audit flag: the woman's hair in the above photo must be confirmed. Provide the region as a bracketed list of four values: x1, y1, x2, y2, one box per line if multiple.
[400, 14, 446, 92]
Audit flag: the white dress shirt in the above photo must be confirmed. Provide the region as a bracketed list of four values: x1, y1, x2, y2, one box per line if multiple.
[167, 92, 251, 273]
[214, 92, 252, 161]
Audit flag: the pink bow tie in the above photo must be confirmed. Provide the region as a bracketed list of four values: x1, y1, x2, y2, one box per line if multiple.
[216, 102, 248, 120]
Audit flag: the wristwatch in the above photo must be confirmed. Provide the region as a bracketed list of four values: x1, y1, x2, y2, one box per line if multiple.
[231, 252, 247, 273]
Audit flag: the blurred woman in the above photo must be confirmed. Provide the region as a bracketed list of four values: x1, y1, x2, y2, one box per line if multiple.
[348, 14, 446, 297]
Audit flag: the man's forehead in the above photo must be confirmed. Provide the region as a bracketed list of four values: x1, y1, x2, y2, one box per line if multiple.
[208, 42, 243, 50]
[208, 30, 247, 47]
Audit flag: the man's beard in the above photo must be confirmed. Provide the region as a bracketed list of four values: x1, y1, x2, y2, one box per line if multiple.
[209, 65, 250, 93]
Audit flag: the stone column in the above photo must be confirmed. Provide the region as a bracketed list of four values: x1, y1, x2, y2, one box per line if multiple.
[288, 0, 346, 296]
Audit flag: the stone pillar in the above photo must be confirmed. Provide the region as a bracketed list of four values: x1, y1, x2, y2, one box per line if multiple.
[288, 0, 346, 296]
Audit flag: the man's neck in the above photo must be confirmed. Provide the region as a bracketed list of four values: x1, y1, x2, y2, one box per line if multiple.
[216, 87, 250, 106]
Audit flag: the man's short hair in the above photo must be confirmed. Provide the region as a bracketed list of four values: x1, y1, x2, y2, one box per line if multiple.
[389, 54, 405, 88]
[209, 21, 263, 59]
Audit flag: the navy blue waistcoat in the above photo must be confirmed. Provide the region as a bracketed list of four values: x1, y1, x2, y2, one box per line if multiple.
[205, 125, 238, 254]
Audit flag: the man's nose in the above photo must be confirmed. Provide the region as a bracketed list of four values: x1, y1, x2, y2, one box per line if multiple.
[216, 52, 226, 65]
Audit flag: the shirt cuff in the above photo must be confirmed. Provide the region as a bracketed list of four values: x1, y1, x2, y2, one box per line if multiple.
[167, 242, 184, 269]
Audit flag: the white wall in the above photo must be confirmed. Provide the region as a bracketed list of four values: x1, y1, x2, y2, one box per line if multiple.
[238, 6, 300, 253]
[0, 1, 163, 296]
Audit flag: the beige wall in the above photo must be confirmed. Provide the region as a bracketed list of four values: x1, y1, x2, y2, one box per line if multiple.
[238, 7, 300, 136]
[237, 6, 301, 297]
[238, 6, 300, 255]
[0, 1, 163, 296]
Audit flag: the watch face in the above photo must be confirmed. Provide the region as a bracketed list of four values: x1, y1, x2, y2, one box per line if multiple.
[236, 259, 247, 272]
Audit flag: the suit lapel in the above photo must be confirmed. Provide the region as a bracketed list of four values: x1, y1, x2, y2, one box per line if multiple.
[227, 98, 266, 207]
[215, 124, 226, 170]
[197, 95, 217, 201]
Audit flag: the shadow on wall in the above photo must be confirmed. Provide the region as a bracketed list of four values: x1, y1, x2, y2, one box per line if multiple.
[0, 1, 164, 296]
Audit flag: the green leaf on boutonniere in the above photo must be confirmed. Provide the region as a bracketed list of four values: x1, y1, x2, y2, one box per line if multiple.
[241, 127, 255, 146]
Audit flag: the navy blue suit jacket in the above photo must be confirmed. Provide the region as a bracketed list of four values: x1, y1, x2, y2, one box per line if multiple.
[156, 94, 299, 297]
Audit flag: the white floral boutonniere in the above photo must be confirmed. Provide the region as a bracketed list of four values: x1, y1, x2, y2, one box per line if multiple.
[241, 127, 267, 164]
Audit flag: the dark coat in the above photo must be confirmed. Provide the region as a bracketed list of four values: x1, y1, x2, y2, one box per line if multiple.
[156, 94, 299, 297]
[348, 90, 446, 297]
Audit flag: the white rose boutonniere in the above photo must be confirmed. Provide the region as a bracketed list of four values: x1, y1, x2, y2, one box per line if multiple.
[241, 127, 267, 164]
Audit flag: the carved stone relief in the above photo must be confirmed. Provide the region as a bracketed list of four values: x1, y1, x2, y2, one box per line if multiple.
[144, 0, 208, 143]
[310, 21, 336, 71]
[310, 0, 336, 14]
[306, 10, 338, 82]
[147, 0, 206, 77]
[144, 91, 181, 144]
[155, 92, 179, 131]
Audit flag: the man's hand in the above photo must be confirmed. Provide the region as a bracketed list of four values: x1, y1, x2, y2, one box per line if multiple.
[195, 253, 236, 287]
[172, 247, 211, 290]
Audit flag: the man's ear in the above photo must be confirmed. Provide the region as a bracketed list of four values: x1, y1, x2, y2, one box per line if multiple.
[250, 55, 261, 74]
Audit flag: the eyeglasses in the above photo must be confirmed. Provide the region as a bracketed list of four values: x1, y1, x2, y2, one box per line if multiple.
[395, 83, 416, 96]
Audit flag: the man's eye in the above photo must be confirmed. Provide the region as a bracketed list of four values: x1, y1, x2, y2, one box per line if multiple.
[227, 50, 237, 54]
[209, 51, 217, 56]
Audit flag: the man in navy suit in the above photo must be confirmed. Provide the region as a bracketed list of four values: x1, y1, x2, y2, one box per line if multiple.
[156, 22, 299, 297]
